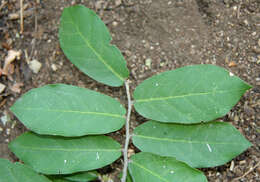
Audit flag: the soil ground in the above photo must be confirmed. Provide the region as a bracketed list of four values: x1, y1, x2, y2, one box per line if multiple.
[0, 0, 259, 181]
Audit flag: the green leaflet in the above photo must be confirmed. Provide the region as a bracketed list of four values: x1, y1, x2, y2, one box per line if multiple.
[59, 5, 129, 87]
[11, 84, 126, 136]
[133, 121, 252, 168]
[52, 179, 71, 182]
[64, 171, 99, 182]
[134, 64, 251, 123]
[49, 171, 98, 182]
[9, 132, 121, 174]
[0, 158, 51, 182]
[128, 152, 208, 182]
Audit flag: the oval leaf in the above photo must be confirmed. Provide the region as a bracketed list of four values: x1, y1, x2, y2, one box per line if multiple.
[9, 132, 122, 174]
[134, 64, 251, 123]
[133, 121, 252, 168]
[128, 152, 207, 182]
[59, 5, 129, 87]
[0, 158, 51, 182]
[11, 84, 126, 136]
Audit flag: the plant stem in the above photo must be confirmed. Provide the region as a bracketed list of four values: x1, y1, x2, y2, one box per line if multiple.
[121, 80, 132, 182]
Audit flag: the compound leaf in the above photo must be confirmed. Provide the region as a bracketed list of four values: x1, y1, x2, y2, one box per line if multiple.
[128, 152, 207, 182]
[0, 158, 51, 182]
[9, 132, 121, 174]
[134, 64, 251, 123]
[59, 5, 129, 87]
[11, 84, 126, 137]
[133, 121, 251, 168]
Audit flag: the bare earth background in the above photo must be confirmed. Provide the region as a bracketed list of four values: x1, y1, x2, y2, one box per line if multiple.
[0, 0, 259, 181]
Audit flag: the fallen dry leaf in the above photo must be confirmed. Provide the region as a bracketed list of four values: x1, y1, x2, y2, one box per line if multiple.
[1, 50, 22, 76]
[10, 82, 24, 93]
[1, 42, 11, 50]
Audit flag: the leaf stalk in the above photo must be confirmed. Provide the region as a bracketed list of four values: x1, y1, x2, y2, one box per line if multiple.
[121, 80, 132, 182]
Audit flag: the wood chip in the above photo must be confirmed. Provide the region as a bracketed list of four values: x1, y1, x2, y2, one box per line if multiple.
[0, 83, 6, 94]
[1, 50, 21, 76]
[230, 161, 235, 171]
[228, 61, 237, 67]
[10, 82, 24, 93]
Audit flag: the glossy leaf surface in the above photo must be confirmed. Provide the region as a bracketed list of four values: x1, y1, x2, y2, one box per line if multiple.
[0, 158, 51, 182]
[134, 65, 251, 123]
[128, 152, 207, 182]
[59, 5, 129, 86]
[133, 121, 251, 168]
[11, 84, 126, 136]
[9, 132, 121, 174]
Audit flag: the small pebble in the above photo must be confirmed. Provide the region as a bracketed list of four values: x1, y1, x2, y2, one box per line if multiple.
[51, 64, 58, 71]
[229, 72, 234, 76]
[234, 115, 239, 122]
[115, 0, 122, 6]
[239, 160, 246, 165]
[160, 62, 165, 67]
[145, 58, 152, 68]
[0, 114, 8, 125]
[29, 59, 42, 74]
[244, 19, 249, 26]
[6, 128, 10, 135]
[112, 21, 118, 27]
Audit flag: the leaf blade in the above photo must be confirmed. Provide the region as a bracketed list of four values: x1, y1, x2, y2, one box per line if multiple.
[9, 132, 122, 174]
[59, 5, 129, 86]
[63, 171, 99, 182]
[128, 152, 207, 182]
[133, 121, 252, 168]
[0, 158, 51, 182]
[133, 64, 251, 123]
[11, 84, 126, 136]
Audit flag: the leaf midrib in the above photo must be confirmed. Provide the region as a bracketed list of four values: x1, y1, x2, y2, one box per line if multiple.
[134, 134, 244, 145]
[135, 89, 247, 103]
[131, 161, 169, 182]
[67, 14, 125, 82]
[13, 107, 124, 118]
[12, 145, 121, 152]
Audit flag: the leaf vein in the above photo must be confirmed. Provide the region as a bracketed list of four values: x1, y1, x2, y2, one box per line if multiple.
[131, 161, 169, 182]
[135, 89, 247, 102]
